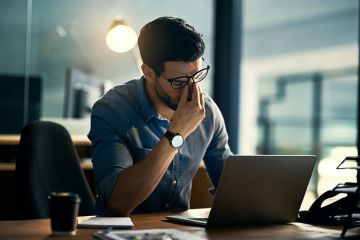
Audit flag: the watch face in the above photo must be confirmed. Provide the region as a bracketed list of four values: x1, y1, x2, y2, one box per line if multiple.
[171, 135, 184, 148]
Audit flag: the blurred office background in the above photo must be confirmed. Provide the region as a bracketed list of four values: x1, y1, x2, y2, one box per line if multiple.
[0, 0, 358, 206]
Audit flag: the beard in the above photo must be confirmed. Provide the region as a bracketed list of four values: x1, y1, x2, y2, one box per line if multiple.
[154, 81, 178, 111]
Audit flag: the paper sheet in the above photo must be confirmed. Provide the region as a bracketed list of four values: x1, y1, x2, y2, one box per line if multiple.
[95, 228, 206, 240]
[77, 216, 134, 229]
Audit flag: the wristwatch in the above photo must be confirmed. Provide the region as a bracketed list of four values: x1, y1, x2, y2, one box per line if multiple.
[164, 130, 184, 149]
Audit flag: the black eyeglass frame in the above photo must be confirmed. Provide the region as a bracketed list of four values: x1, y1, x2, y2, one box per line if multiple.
[161, 58, 210, 89]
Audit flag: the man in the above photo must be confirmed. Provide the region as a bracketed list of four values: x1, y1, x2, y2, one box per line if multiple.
[88, 16, 232, 217]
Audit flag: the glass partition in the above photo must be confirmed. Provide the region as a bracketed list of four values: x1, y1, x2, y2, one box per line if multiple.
[0, 0, 214, 135]
[0, 1, 28, 133]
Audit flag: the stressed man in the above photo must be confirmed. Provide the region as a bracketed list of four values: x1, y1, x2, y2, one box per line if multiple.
[88, 17, 232, 216]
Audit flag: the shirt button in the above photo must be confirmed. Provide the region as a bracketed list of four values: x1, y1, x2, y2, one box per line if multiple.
[172, 179, 177, 185]
[165, 203, 170, 208]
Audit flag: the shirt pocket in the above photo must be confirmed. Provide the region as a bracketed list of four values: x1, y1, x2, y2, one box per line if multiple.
[131, 146, 153, 163]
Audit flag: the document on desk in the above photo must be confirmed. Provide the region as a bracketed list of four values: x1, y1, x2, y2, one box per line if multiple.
[94, 229, 206, 240]
[77, 216, 134, 229]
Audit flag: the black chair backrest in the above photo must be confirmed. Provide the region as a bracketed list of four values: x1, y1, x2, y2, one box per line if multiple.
[15, 121, 95, 219]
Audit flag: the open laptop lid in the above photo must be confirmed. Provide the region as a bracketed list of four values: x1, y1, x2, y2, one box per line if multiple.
[167, 155, 316, 227]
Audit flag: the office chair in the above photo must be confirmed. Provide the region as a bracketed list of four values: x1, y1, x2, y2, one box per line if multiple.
[15, 121, 95, 219]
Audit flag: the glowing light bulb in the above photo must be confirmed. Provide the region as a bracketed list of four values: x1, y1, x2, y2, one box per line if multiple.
[105, 21, 137, 53]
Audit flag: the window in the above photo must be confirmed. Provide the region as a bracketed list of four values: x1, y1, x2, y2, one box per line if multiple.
[242, 0, 358, 207]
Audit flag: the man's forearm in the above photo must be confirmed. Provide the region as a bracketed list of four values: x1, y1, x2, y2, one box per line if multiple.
[107, 137, 178, 216]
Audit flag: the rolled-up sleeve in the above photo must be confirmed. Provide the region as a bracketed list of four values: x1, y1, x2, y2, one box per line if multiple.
[203, 99, 233, 192]
[88, 101, 133, 205]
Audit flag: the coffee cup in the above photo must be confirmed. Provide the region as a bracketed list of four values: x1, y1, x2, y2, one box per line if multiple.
[48, 192, 81, 236]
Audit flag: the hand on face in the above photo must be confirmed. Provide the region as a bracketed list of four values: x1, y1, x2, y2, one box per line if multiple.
[169, 81, 205, 138]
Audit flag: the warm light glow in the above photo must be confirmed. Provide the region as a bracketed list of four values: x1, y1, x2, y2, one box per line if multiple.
[105, 24, 137, 53]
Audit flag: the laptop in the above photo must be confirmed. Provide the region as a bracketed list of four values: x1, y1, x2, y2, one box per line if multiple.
[166, 155, 316, 227]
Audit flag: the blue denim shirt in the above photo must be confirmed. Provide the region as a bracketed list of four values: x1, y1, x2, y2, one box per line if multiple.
[88, 77, 232, 215]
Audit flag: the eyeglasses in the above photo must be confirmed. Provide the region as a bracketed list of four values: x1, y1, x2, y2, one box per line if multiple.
[161, 58, 210, 89]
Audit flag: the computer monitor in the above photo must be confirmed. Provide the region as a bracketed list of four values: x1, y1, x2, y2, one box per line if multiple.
[0, 74, 43, 134]
[64, 68, 111, 118]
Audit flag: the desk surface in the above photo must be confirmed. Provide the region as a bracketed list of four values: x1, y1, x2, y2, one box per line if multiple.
[0, 134, 90, 145]
[0, 212, 358, 240]
[0, 160, 93, 171]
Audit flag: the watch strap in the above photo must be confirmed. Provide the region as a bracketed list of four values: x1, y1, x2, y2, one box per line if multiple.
[164, 130, 176, 140]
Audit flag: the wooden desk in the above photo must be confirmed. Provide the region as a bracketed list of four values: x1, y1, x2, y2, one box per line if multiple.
[0, 161, 93, 172]
[0, 212, 358, 239]
[0, 134, 91, 145]
[0, 134, 91, 162]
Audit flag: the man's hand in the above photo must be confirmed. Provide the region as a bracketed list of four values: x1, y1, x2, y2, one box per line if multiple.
[170, 81, 205, 138]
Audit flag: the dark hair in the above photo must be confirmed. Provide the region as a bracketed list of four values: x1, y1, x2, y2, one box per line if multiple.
[138, 17, 205, 76]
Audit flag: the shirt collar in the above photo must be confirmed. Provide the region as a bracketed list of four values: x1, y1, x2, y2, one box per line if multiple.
[137, 76, 158, 123]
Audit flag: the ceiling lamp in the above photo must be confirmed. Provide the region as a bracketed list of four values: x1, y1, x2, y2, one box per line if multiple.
[105, 15, 137, 53]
